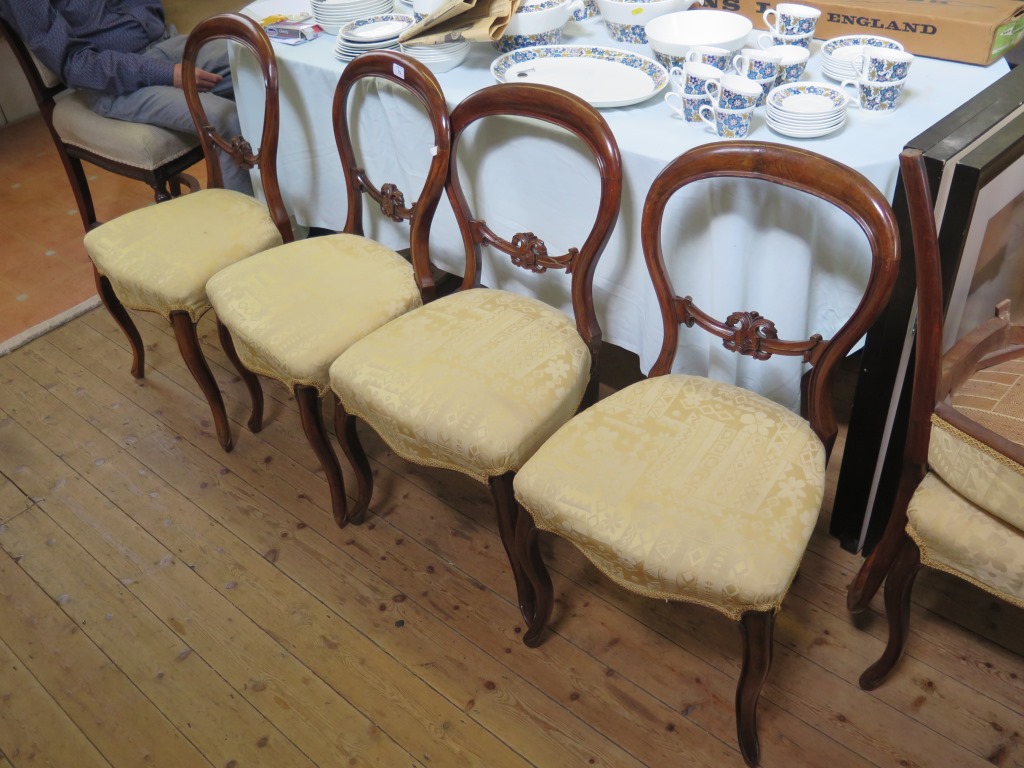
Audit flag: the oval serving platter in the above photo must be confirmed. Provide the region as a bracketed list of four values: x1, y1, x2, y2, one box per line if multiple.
[490, 45, 668, 108]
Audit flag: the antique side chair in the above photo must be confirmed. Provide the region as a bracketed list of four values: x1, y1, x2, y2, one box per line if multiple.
[206, 51, 452, 527]
[82, 13, 293, 453]
[511, 141, 903, 767]
[0, 15, 202, 232]
[847, 150, 1024, 690]
[329, 82, 623, 618]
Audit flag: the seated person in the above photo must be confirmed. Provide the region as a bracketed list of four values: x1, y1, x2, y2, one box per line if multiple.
[0, 0, 253, 194]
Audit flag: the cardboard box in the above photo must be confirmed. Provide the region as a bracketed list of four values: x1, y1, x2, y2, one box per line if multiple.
[704, 0, 1024, 65]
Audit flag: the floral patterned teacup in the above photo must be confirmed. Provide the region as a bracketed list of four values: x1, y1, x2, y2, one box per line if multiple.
[763, 3, 820, 35]
[664, 90, 713, 123]
[759, 44, 809, 85]
[757, 30, 812, 49]
[698, 104, 755, 139]
[669, 61, 724, 96]
[705, 73, 762, 110]
[841, 77, 907, 111]
[853, 49, 914, 82]
[732, 47, 783, 80]
[684, 45, 731, 72]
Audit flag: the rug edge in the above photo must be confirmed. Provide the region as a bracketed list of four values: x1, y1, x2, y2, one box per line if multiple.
[0, 296, 102, 357]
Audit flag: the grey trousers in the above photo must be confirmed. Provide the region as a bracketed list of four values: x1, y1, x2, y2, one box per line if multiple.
[85, 34, 254, 194]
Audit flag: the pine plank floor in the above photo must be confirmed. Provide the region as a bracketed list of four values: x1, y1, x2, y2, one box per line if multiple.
[0, 306, 1022, 768]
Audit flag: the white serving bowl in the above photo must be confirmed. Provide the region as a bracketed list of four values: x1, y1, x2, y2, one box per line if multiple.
[645, 10, 752, 58]
[596, 0, 704, 45]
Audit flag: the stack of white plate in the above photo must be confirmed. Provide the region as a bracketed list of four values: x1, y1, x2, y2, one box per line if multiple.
[399, 41, 471, 74]
[333, 13, 414, 61]
[820, 35, 904, 81]
[312, 0, 395, 34]
[765, 81, 848, 138]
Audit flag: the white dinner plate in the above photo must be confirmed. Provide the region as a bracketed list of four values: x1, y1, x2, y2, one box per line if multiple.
[767, 117, 846, 138]
[340, 13, 414, 42]
[490, 45, 668, 108]
[766, 82, 848, 114]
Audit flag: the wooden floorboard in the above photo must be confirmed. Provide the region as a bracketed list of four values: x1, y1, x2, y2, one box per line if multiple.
[1, 307, 1022, 768]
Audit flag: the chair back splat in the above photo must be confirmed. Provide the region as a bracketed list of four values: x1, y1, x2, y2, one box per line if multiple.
[437, 82, 623, 376]
[333, 52, 452, 300]
[641, 141, 901, 456]
[0, 15, 203, 231]
[182, 14, 291, 241]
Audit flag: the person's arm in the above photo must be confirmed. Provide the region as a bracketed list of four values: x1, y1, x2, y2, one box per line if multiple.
[0, 0, 173, 95]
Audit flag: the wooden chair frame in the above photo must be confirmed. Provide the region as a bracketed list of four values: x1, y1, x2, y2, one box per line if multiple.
[94, 13, 291, 453]
[847, 150, 1024, 689]
[217, 50, 452, 527]
[334, 82, 622, 621]
[0, 16, 203, 232]
[513, 141, 902, 767]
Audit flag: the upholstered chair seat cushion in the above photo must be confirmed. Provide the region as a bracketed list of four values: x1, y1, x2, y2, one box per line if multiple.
[907, 472, 1024, 606]
[513, 374, 826, 620]
[927, 416, 1024, 533]
[84, 189, 283, 321]
[330, 287, 590, 482]
[54, 90, 198, 169]
[206, 234, 422, 394]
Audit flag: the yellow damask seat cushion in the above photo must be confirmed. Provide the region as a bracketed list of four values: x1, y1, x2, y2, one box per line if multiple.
[927, 416, 1024, 532]
[907, 472, 1024, 607]
[330, 287, 590, 482]
[206, 234, 422, 395]
[84, 189, 283, 321]
[513, 375, 826, 620]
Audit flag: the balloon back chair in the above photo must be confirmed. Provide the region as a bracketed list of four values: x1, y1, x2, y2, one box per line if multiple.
[511, 141, 902, 767]
[83, 13, 291, 453]
[329, 82, 622, 621]
[206, 50, 452, 527]
[847, 151, 1024, 690]
[0, 15, 202, 232]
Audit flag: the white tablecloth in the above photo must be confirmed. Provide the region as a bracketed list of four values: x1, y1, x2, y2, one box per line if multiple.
[232, 3, 1008, 408]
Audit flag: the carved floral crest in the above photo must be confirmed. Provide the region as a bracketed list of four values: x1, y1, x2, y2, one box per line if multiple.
[379, 183, 407, 222]
[507, 232, 577, 274]
[723, 311, 779, 359]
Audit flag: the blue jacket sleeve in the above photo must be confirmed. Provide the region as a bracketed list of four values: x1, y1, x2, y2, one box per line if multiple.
[0, 0, 175, 95]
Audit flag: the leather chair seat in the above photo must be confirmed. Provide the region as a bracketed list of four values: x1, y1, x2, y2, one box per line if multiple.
[53, 90, 198, 170]
[331, 287, 591, 482]
[207, 234, 422, 394]
[514, 374, 826, 619]
[84, 188, 283, 321]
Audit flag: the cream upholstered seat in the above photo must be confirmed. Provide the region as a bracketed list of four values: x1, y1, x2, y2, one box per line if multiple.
[330, 287, 590, 482]
[512, 141, 903, 768]
[206, 51, 452, 527]
[87, 189, 281, 321]
[0, 16, 202, 232]
[208, 236, 422, 394]
[515, 374, 825, 617]
[848, 146, 1024, 690]
[330, 82, 622, 616]
[82, 14, 293, 453]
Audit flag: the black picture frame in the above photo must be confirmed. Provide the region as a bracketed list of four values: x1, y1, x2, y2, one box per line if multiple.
[831, 65, 1024, 554]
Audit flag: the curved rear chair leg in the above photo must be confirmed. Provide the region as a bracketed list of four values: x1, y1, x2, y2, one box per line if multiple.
[170, 311, 233, 453]
[514, 505, 554, 648]
[333, 398, 371, 525]
[93, 268, 145, 379]
[295, 385, 348, 527]
[217, 321, 264, 433]
[489, 473, 537, 631]
[736, 609, 775, 768]
[860, 535, 921, 691]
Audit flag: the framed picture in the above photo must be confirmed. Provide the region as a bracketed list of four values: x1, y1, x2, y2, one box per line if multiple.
[832, 65, 1024, 554]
